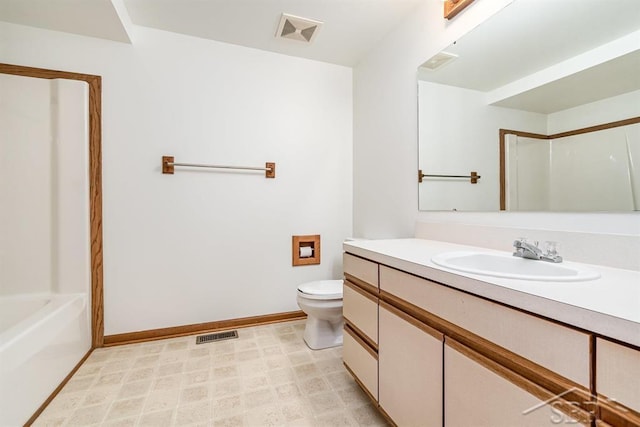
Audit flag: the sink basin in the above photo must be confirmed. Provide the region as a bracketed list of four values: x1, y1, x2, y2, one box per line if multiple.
[431, 251, 601, 282]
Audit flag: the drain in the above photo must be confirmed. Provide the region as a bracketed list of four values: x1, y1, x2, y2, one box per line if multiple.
[196, 330, 238, 344]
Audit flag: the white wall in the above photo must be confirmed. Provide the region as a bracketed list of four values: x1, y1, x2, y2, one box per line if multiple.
[418, 81, 546, 211]
[353, 0, 640, 240]
[353, 0, 513, 238]
[1, 22, 353, 335]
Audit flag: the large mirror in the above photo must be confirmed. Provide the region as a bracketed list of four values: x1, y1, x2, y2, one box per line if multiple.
[418, 0, 640, 211]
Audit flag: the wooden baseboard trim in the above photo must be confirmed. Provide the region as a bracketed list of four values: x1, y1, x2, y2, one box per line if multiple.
[25, 348, 94, 426]
[103, 310, 307, 347]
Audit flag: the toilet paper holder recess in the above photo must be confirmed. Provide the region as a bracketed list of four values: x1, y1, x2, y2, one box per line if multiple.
[292, 235, 320, 266]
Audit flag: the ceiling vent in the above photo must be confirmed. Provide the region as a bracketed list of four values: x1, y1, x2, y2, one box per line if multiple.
[276, 13, 323, 43]
[420, 51, 458, 71]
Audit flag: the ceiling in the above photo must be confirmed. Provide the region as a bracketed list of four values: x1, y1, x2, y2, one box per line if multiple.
[0, 0, 131, 43]
[0, 0, 425, 67]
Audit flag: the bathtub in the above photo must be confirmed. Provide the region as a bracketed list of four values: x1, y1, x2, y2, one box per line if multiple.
[0, 293, 91, 426]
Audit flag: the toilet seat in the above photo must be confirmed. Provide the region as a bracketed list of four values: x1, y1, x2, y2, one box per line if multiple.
[297, 280, 343, 300]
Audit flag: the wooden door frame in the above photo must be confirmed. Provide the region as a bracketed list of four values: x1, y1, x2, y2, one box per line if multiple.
[0, 63, 104, 347]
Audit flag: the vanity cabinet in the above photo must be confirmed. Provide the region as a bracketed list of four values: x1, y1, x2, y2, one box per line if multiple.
[342, 253, 379, 401]
[342, 249, 640, 427]
[378, 301, 443, 426]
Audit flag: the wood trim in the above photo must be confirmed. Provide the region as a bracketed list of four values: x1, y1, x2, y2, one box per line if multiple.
[343, 362, 379, 405]
[292, 234, 321, 266]
[499, 128, 548, 210]
[379, 289, 592, 410]
[446, 338, 593, 425]
[344, 324, 378, 360]
[24, 349, 94, 426]
[344, 318, 378, 352]
[379, 300, 443, 342]
[344, 279, 378, 303]
[0, 63, 104, 348]
[344, 273, 379, 295]
[597, 396, 640, 427]
[162, 155, 175, 174]
[590, 334, 597, 395]
[265, 162, 276, 179]
[550, 117, 640, 139]
[444, 0, 475, 19]
[499, 117, 640, 210]
[103, 310, 306, 346]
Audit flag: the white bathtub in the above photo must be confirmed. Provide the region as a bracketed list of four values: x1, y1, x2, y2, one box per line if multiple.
[0, 293, 91, 426]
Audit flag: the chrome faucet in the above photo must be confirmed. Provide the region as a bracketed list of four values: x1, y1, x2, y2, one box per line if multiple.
[513, 239, 563, 263]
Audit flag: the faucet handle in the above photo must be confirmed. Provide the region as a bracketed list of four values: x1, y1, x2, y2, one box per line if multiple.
[543, 241, 559, 256]
[514, 237, 527, 247]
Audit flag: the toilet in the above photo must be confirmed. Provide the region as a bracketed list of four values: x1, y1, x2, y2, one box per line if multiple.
[296, 280, 344, 350]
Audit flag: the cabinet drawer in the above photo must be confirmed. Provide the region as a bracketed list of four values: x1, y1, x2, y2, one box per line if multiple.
[343, 326, 378, 401]
[597, 338, 640, 412]
[445, 339, 592, 426]
[343, 281, 378, 345]
[343, 253, 378, 288]
[380, 265, 590, 387]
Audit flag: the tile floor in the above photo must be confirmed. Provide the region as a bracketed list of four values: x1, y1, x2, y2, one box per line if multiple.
[33, 320, 389, 426]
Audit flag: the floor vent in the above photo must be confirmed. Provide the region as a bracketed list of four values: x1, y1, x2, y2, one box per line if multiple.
[196, 330, 238, 344]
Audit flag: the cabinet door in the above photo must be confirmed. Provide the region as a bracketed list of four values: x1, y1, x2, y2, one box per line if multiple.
[445, 339, 592, 427]
[596, 338, 640, 425]
[379, 301, 443, 426]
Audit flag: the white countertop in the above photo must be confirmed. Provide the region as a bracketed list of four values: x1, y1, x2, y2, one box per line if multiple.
[343, 238, 640, 347]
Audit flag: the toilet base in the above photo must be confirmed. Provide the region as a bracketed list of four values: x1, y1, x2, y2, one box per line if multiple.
[303, 316, 344, 350]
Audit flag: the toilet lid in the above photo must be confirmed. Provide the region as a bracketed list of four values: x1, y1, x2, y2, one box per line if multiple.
[297, 280, 343, 299]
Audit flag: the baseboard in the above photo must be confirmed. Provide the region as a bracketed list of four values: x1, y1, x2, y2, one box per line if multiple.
[25, 348, 94, 426]
[103, 310, 307, 347]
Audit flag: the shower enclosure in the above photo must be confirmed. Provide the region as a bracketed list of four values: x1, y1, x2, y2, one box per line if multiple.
[505, 122, 640, 211]
[0, 72, 92, 425]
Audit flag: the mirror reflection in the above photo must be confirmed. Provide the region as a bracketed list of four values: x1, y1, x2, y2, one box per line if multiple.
[417, 0, 640, 211]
